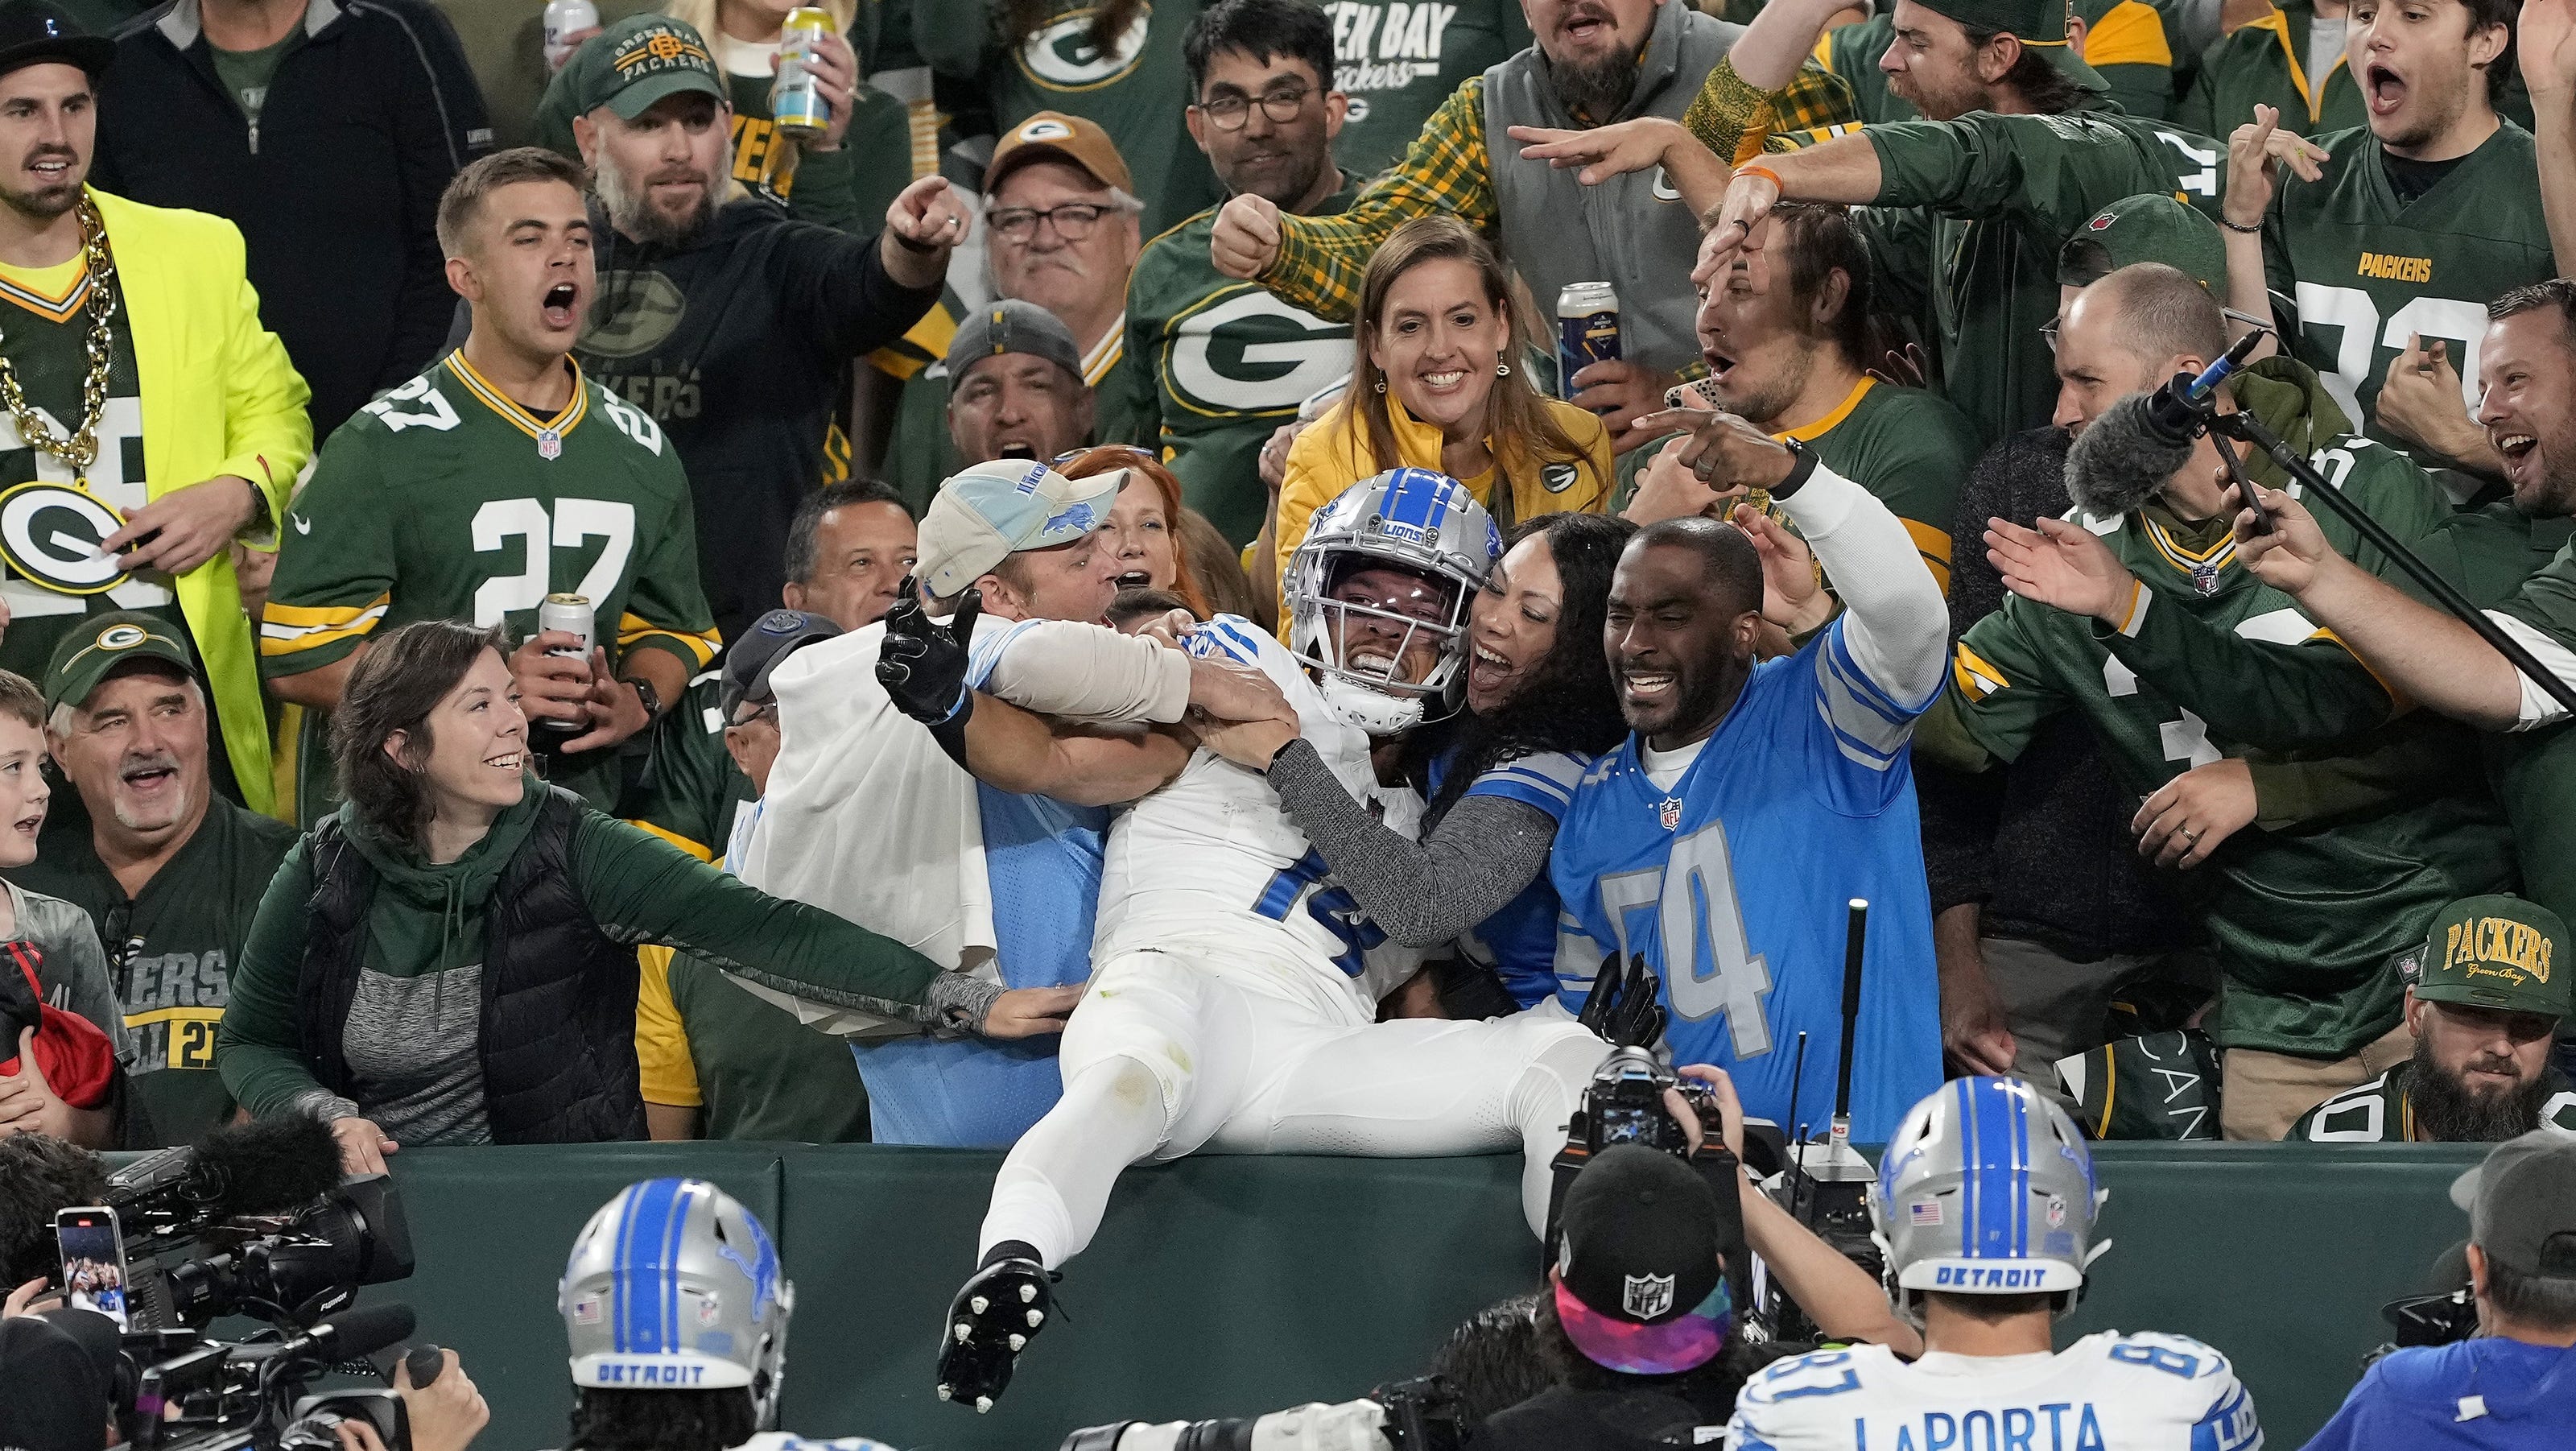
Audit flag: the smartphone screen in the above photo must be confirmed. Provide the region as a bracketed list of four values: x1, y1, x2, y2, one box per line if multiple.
[55, 1206, 130, 1329]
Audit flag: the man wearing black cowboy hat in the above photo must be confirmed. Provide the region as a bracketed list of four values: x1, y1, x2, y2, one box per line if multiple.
[0, 0, 308, 822]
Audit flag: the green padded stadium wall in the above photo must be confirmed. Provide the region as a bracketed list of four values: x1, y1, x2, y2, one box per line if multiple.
[342, 1141, 2484, 1449]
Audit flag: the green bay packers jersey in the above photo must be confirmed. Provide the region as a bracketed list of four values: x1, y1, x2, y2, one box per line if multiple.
[1847, 105, 2227, 445]
[919, 0, 1221, 238]
[2264, 122, 2553, 451]
[262, 353, 719, 813]
[2291, 1060, 2576, 1141]
[620, 670, 758, 866]
[1329, 0, 1532, 180]
[1940, 424, 2514, 1057]
[1781, 375, 1979, 593]
[1119, 177, 1360, 544]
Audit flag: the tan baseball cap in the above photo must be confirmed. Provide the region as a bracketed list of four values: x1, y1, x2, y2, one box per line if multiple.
[916, 459, 1125, 598]
[984, 110, 1135, 196]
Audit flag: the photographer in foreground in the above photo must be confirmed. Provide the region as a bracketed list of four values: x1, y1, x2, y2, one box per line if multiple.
[2303, 1131, 2576, 1449]
[561, 1177, 892, 1451]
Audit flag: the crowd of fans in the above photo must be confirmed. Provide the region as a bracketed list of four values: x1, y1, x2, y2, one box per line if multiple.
[0, 0, 2573, 1438]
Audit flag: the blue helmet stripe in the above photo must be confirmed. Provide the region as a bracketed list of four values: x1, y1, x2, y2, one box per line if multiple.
[1380, 469, 1449, 533]
[2006, 1080, 2032, 1257]
[1969, 1077, 2020, 1259]
[613, 1178, 683, 1351]
[661, 1181, 695, 1349]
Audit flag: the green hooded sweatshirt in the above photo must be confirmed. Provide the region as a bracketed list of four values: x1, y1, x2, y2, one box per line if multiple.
[218, 788, 960, 1143]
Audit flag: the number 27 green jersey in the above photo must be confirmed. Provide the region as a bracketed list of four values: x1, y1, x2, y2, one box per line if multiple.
[262, 352, 719, 682]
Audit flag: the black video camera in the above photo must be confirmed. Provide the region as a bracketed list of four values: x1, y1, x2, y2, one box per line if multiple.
[129, 1303, 426, 1451]
[1057, 1375, 1463, 1451]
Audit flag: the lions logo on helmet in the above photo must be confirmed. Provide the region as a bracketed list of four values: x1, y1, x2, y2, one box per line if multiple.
[1283, 468, 1499, 736]
[1868, 1077, 2109, 1322]
[562, 1178, 796, 1428]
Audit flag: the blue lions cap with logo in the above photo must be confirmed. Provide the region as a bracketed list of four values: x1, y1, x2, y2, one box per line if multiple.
[43, 610, 197, 713]
[914, 459, 1126, 598]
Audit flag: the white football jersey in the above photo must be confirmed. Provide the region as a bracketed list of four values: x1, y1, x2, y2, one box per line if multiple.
[1729, 1333, 2261, 1451]
[1092, 616, 1425, 1018]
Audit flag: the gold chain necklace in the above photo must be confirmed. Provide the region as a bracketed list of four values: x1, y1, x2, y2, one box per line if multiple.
[0, 196, 118, 490]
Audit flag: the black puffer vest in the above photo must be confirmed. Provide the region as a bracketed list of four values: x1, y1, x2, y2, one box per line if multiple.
[298, 788, 646, 1143]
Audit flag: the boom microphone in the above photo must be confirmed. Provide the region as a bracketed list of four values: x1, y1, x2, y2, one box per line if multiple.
[246, 1304, 419, 1370]
[2063, 329, 2269, 518]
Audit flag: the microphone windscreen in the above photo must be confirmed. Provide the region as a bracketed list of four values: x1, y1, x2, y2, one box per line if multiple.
[196, 1115, 346, 1217]
[316, 1303, 416, 1361]
[2065, 391, 2196, 520]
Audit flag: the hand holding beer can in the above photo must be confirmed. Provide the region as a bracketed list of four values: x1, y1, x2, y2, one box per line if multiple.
[772, 7, 838, 138]
[1557, 281, 1621, 407]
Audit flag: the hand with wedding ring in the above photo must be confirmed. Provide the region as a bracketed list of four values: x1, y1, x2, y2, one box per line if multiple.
[2132, 757, 2257, 870]
[880, 174, 968, 289]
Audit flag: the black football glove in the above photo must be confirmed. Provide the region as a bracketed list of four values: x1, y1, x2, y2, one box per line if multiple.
[1578, 950, 1667, 1049]
[877, 579, 979, 726]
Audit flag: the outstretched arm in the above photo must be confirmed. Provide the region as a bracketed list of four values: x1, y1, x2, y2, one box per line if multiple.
[956, 688, 1193, 807]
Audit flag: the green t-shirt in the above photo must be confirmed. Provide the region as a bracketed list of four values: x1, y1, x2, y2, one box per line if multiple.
[2290, 1060, 2576, 1141]
[1329, 0, 1531, 180]
[262, 353, 719, 821]
[1848, 105, 2227, 446]
[1117, 176, 1359, 544]
[1937, 424, 2513, 1057]
[915, 0, 1220, 238]
[4, 798, 295, 1147]
[619, 671, 757, 866]
[210, 28, 302, 133]
[2263, 122, 2555, 457]
[667, 953, 872, 1142]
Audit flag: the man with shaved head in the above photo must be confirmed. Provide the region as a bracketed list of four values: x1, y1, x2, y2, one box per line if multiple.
[1547, 405, 1951, 1143]
[1918, 262, 2516, 1139]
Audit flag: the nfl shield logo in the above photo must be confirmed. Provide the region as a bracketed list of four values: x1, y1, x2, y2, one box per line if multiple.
[538, 429, 564, 461]
[1658, 797, 1682, 831]
[1623, 1272, 1676, 1319]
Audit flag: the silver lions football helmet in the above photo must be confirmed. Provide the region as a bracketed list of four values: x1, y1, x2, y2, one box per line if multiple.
[560, 1178, 795, 1427]
[1284, 467, 1500, 736]
[1868, 1077, 2111, 1321]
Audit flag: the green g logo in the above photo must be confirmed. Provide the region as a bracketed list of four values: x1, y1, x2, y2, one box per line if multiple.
[1018, 6, 1150, 90]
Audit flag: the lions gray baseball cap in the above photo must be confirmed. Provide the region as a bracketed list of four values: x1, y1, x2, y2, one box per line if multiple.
[915, 458, 1125, 597]
[2450, 1131, 2576, 1279]
[944, 299, 1087, 390]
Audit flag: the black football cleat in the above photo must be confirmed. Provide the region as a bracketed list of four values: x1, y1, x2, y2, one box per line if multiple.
[934, 1255, 1054, 1413]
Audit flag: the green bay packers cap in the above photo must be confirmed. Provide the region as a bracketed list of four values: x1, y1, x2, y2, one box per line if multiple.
[43, 611, 196, 713]
[559, 14, 724, 122]
[1913, 0, 2107, 92]
[2410, 893, 2571, 1019]
[2060, 193, 2227, 297]
[985, 110, 1136, 196]
[917, 459, 1125, 597]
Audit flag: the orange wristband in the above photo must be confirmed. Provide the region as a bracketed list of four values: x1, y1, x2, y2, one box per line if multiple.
[1733, 163, 1785, 191]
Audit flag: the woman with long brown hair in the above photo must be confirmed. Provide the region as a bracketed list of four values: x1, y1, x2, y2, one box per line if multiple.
[1269, 215, 1610, 626]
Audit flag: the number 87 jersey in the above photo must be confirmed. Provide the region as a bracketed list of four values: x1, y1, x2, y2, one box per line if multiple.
[1545, 617, 1942, 1146]
[1730, 1333, 2261, 1451]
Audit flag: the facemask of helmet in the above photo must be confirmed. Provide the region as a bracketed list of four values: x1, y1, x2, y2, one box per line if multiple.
[1285, 467, 1500, 737]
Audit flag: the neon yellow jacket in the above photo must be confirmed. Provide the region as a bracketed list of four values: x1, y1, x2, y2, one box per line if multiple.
[97, 188, 313, 815]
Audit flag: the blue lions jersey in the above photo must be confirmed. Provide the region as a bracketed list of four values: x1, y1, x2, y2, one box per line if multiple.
[849, 622, 1108, 1149]
[1548, 619, 1941, 1143]
[1426, 747, 1589, 1009]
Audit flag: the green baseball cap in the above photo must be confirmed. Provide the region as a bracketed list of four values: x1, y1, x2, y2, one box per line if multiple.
[2408, 894, 2571, 1019]
[42, 611, 196, 714]
[2059, 193, 2227, 297]
[1913, 0, 2107, 93]
[555, 14, 724, 122]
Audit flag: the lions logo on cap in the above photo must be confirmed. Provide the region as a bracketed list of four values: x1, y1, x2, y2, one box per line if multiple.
[95, 623, 148, 651]
[1622, 1272, 1675, 1320]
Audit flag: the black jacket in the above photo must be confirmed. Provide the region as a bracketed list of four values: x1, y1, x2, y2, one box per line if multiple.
[299, 787, 646, 1145]
[95, 0, 491, 439]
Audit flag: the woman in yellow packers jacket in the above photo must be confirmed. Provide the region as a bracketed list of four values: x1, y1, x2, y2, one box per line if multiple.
[1269, 215, 1608, 630]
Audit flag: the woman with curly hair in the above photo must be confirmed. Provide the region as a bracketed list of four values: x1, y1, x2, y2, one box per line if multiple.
[1203, 510, 1636, 1014]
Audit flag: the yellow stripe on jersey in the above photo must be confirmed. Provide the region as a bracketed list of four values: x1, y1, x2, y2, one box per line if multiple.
[2141, 515, 2236, 584]
[626, 818, 716, 862]
[2083, 0, 2174, 69]
[260, 593, 391, 655]
[1904, 518, 1955, 596]
[0, 256, 91, 324]
[2313, 626, 2408, 709]
[446, 352, 589, 442]
[618, 611, 720, 668]
[870, 300, 961, 382]
[2094, 1038, 2118, 1139]
[1955, 642, 2010, 701]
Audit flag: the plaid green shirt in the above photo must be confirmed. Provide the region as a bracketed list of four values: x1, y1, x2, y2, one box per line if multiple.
[1262, 58, 1859, 324]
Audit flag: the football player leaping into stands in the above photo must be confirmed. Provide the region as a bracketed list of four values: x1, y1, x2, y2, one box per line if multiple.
[1732, 1077, 2264, 1450]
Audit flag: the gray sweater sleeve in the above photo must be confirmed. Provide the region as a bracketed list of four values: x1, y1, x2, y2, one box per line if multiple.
[1262, 739, 1558, 948]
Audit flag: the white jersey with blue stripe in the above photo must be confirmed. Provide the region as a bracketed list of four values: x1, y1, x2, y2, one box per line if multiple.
[1729, 1333, 2262, 1451]
[1429, 747, 1589, 1008]
[1547, 616, 1942, 1143]
[1092, 614, 1426, 1018]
